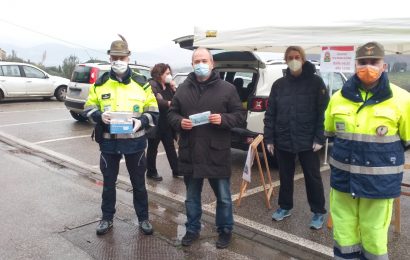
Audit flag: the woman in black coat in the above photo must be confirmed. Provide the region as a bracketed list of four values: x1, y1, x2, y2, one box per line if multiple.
[263, 46, 329, 229]
[146, 63, 178, 181]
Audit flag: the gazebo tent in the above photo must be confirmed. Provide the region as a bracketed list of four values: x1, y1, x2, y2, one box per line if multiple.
[189, 18, 410, 54]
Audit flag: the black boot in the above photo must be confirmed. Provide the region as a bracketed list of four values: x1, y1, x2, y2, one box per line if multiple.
[96, 220, 113, 235]
[181, 231, 200, 246]
[146, 172, 163, 181]
[139, 220, 154, 235]
[216, 231, 232, 249]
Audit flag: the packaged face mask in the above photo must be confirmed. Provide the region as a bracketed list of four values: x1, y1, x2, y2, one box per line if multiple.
[189, 111, 211, 126]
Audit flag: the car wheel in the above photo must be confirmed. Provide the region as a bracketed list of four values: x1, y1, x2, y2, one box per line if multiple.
[54, 86, 67, 101]
[0, 90, 4, 101]
[70, 110, 88, 122]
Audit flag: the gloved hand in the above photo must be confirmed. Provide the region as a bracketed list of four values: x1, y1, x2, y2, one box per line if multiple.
[101, 111, 111, 124]
[132, 118, 142, 133]
[312, 142, 323, 152]
[267, 144, 274, 155]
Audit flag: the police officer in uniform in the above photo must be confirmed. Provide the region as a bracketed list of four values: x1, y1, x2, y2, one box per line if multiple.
[83, 35, 159, 236]
[325, 42, 410, 259]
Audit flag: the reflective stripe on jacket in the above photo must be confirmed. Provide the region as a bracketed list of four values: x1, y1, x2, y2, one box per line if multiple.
[84, 69, 159, 154]
[324, 72, 410, 198]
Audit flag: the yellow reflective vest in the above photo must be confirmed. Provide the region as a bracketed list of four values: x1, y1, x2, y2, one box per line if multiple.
[85, 72, 158, 120]
[84, 70, 159, 154]
[324, 73, 410, 198]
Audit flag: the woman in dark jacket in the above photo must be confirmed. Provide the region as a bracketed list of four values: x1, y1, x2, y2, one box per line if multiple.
[146, 63, 178, 181]
[263, 46, 329, 229]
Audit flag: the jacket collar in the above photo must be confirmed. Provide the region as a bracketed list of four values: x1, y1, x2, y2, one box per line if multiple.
[285, 60, 317, 80]
[341, 72, 392, 105]
[110, 67, 132, 84]
[187, 70, 220, 87]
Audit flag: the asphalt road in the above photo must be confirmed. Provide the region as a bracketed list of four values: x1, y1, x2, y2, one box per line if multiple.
[1, 99, 409, 259]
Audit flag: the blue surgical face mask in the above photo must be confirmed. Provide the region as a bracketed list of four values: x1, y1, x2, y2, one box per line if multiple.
[193, 63, 210, 77]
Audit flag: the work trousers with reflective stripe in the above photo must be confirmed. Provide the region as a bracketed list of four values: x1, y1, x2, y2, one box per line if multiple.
[330, 189, 393, 260]
[100, 151, 148, 222]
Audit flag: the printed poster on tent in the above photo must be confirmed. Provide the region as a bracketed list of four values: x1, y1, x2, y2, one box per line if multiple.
[242, 145, 255, 182]
[320, 46, 355, 73]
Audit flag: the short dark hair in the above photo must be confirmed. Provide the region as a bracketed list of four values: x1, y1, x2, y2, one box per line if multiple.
[150, 63, 172, 81]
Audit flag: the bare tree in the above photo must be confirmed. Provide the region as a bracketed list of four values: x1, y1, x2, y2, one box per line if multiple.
[62, 55, 79, 79]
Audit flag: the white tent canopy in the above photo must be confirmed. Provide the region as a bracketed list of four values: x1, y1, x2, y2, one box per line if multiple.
[193, 18, 410, 54]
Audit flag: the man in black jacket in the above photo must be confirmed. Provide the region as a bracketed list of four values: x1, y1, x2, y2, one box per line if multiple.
[168, 48, 246, 249]
[263, 46, 329, 230]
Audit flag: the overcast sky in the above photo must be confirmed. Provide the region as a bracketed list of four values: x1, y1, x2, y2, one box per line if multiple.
[1, 0, 408, 54]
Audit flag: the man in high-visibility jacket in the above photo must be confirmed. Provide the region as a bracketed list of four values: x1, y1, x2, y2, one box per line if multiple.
[83, 35, 159, 236]
[325, 41, 410, 259]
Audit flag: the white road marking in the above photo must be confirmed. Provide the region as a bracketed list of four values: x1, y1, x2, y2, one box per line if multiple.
[0, 129, 334, 257]
[212, 165, 330, 206]
[0, 108, 66, 114]
[92, 158, 125, 168]
[132, 177, 333, 258]
[156, 149, 179, 157]
[34, 135, 90, 144]
[204, 174, 306, 207]
[0, 119, 71, 128]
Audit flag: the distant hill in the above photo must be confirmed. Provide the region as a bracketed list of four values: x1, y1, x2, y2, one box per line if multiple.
[0, 42, 193, 70]
[3, 42, 409, 74]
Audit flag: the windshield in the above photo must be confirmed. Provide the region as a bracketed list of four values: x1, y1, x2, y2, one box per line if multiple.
[71, 66, 91, 83]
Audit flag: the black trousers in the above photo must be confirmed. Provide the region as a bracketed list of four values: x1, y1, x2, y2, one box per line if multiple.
[275, 148, 326, 214]
[100, 151, 148, 221]
[146, 130, 178, 175]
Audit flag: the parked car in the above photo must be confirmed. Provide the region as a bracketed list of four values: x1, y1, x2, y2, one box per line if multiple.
[173, 72, 189, 88]
[64, 62, 151, 121]
[173, 39, 349, 165]
[0, 61, 69, 101]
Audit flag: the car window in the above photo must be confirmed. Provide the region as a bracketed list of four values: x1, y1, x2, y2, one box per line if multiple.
[71, 66, 91, 83]
[319, 72, 344, 94]
[234, 72, 253, 88]
[0, 67, 3, 76]
[173, 75, 188, 86]
[1, 65, 21, 77]
[23, 65, 46, 78]
[97, 69, 109, 79]
[138, 69, 151, 80]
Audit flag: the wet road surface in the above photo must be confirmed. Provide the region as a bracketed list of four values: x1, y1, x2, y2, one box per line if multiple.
[1, 99, 409, 259]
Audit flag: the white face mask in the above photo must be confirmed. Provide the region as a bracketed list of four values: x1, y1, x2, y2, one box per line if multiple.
[288, 59, 302, 72]
[111, 60, 128, 75]
[165, 74, 172, 84]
